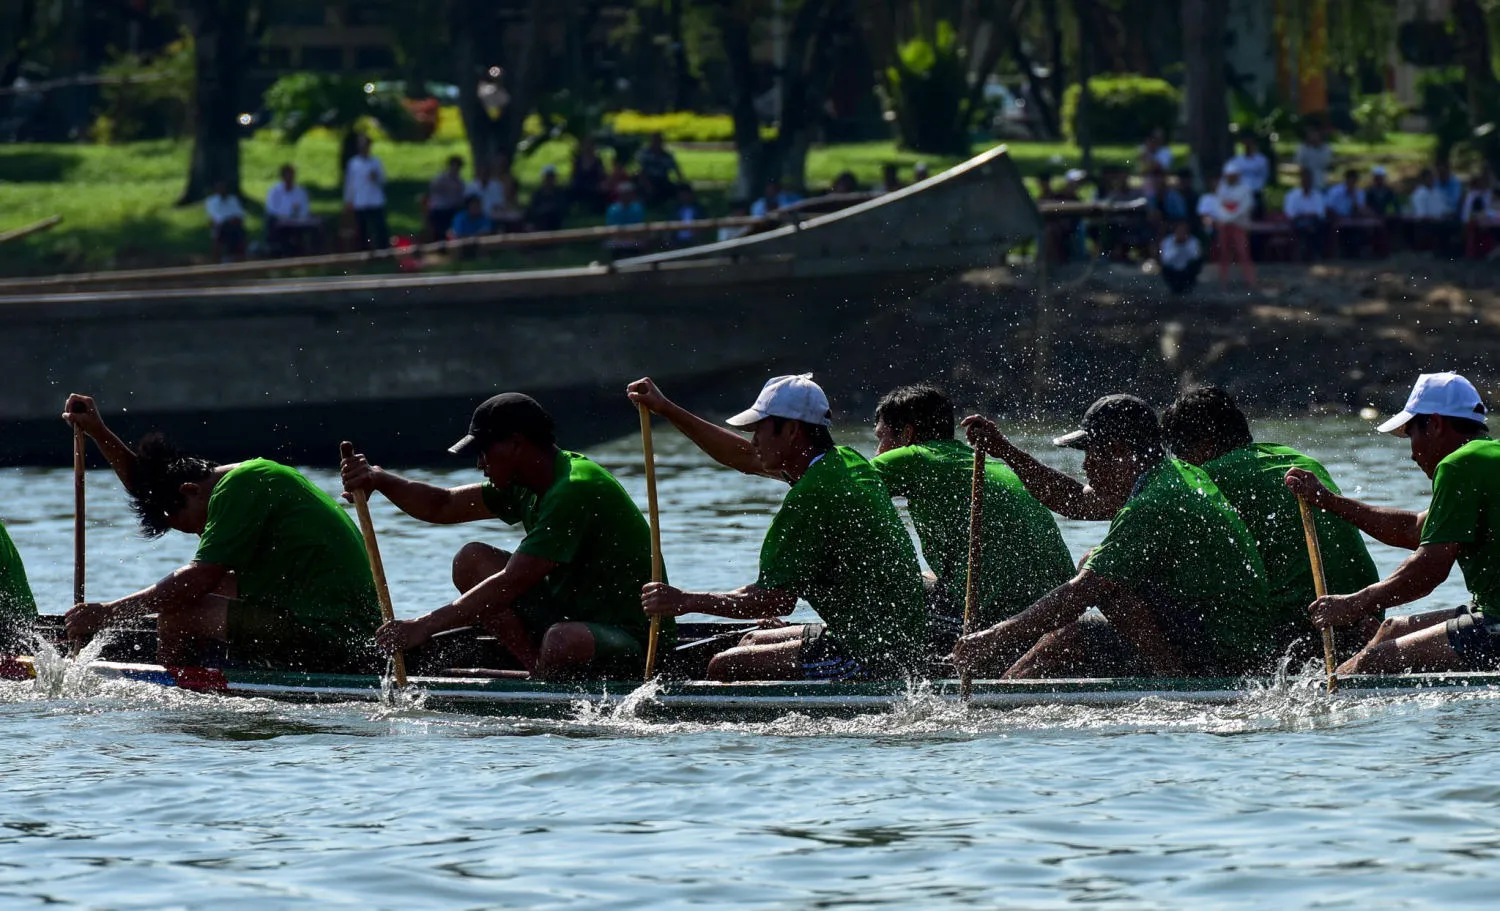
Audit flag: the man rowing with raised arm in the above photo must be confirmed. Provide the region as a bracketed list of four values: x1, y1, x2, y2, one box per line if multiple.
[627, 374, 927, 681]
[1285, 372, 1497, 675]
[61, 394, 381, 671]
[344, 393, 662, 680]
[952, 395, 1273, 679]
[870, 385, 1073, 663]
[1162, 386, 1381, 660]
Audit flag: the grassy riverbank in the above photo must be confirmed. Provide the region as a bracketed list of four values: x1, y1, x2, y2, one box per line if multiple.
[0, 133, 1435, 277]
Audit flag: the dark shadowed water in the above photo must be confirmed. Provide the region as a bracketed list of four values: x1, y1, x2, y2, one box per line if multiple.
[0, 419, 1491, 909]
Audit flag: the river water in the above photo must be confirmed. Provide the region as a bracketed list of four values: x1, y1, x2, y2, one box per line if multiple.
[1, 419, 1492, 909]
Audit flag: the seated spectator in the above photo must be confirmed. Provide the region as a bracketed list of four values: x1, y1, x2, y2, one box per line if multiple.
[1228, 136, 1271, 217]
[718, 201, 751, 242]
[1212, 162, 1256, 287]
[1295, 125, 1334, 190]
[1366, 166, 1399, 218]
[467, 164, 508, 225]
[1408, 167, 1459, 257]
[604, 155, 634, 203]
[1064, 168, 1090, 201]
[265, 164, 314, 257]
[525, 165, 570, 232]
[671, 184, 705, 247]
[1195, 173, 1220, 241]
[1142, 163, 1187, 234]
[750, 178, 801, 217]
[1099, 169, 1147, 260]
[569, 138, 609, 215]
[448, 194, 493, 240]
[494, 174, 526, 232]
[606, 182, 647, 227]
[636, 132, 685, 207]
[205, 179, 247, 262]
[1141, 127, 1173, 170]
[829, 171, 858, 195]
[913, 161, 931, 182]
[427, 155, 467, 240]
[1325, 168, 1374, 258]
[1283, 167, 1328, 261]
[1435, 159, 1466, 214]
[876, 163, 904, 193]
[1462, 171, 1498, 259]
[1158, 221, 1203, 294]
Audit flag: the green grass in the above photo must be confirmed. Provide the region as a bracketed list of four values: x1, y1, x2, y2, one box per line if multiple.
[0, 132, 1440, 277]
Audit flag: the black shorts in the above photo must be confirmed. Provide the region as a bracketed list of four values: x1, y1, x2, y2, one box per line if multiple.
[800, 624, 867, 681]
[1446, 604, 1500, 671]
[511, 593, 648, 679]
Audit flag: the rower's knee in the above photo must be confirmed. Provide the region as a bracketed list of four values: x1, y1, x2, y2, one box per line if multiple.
[534, 623, 596, 680]
[452, 542, 508, 593]
[706, 648, 742, 682]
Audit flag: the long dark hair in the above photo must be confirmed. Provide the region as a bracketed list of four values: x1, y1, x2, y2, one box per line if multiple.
[128, 434, 217, 538]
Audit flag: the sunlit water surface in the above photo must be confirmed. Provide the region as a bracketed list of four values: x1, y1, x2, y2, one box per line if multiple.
[1, 419, 1493, 909]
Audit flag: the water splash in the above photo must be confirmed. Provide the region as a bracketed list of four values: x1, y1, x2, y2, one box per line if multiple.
[570, 677, 664, 726]
[27, 631, 115, 700]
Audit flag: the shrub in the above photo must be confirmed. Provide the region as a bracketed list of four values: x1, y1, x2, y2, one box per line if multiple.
[262, 73, 415, 143]
[1061, 75, 1181, 145]
[1350, 92, 1406, 147]
[603, 110, 737, 143]
[92, 36, 194, 143]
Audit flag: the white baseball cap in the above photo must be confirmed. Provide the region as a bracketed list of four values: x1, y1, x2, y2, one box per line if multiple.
[1377, 372, 1488, 435]
[1065, 168, 1086, 183]
[727, 374, 832, 427]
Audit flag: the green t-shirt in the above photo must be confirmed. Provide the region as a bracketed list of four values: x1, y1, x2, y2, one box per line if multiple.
[481, 450, 661, 643]
[756, 446, 927, 673]
[194, 459, 380, 651]
[1084, 458, 1273, 671]
[873, 438, 1074, 625]
[1203, 443, 1380, 646]
[0, 520, 37, 632]
[1421, 438, 1500, 613]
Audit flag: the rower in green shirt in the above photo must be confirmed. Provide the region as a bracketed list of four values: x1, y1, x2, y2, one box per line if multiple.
[61, 395, 381, 672]
[0, 519, 37, 652]
[1162, 386, 1380, 660]
[952, 394, 1273, 679]
[345, 393, 662, 680]
[870, 385, 1073, 660]
[629, 374, 927, 681]
[1286, 372, 1500, 674]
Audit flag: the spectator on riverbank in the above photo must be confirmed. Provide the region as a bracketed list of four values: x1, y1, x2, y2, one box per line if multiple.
[1462, 171, 1498, 259]
[343, 135, 388, 250]
[569, 138, 609, 215]
[427, 155, 467, 239]
[718, 201, 751, 242]
[265, 164, 313, 257]
[1284, 168, 1328, 261]
[671, 184, 706, 247]
[1295, 125, 1334, 190]
[604, 155, 634, 204]
[448, 194, 493, 240]
[1143, 163, 1187, 234]
[1435, 159, 1466, 214]
[829, 171, 858, 195]
[525, 165, 569, 233]
[1228, 136, 1271, 217]
[1141, 127, 1173, 170]
[467, 163, 506, 227]
[913, 161, 931, 182]
[495, 173, 526, 232]
[1211, 163, 1256, 287]
[606, 182, 646, 227]
[1409, 167, 1459, 256]
[205, 179, 247, 262]
[636, 133, 685, 207]
[1367, 167, 1399, 218]
[876, 163, 904, 193]
[751, 179, 801, 217]
[1326, 168, 1374, 258]
[1159, 221, 1203, 294]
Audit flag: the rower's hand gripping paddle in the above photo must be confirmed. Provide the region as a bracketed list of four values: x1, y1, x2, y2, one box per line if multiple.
[341, 441, 408, 688]
[1297, 496, 1338, 694]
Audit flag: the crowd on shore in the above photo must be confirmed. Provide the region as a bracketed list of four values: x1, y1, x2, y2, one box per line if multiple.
[1, 370, 1493, 689]
[202, 131, 931, 264]
[1041, 126, 1500, 294]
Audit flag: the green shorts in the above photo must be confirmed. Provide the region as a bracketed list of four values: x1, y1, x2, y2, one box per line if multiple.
[223, 599, 379, 674]
[512, 594, 649, 680]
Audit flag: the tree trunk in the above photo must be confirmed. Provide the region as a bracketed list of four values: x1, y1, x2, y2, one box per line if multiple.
[1452, 0, 1500, 175]
[177, 0, 250, 205]
[1073, 0, 1093, 170]
[1181, 0, 1229, 182]
[452, 0, 553, 170]
[717, 6, 766, 200]
[0, 0, 39, 129]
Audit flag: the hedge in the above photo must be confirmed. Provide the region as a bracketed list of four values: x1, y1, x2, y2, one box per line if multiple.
[1061, 75, 1181, 145]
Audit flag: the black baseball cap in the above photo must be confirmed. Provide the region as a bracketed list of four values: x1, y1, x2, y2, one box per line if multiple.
[448, 393, 554, 455]
[1052, 394, 1163, 452]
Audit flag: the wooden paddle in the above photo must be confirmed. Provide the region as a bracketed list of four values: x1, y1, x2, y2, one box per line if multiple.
[1297, 496, 1337, 694]
[960, 449, 986, 701]
[73, 421, 85, 607]
[639, 404, 665, 680]
[341, 442, 407, 687]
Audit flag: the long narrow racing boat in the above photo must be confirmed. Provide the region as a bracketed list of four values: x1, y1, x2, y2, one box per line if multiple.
[3, 655, 1495, 721]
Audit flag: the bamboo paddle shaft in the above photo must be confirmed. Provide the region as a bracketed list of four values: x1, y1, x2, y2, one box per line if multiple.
[342, 443, 407, 687]
[1297, 496, 1338, 693]
[72, 424, 85, 606]
[639, 405, 665, 680]
[960, 450, 986, 701]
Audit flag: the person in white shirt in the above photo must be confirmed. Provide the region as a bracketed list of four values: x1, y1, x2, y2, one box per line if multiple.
[1159, 221, 1203, 294]
[1228, 136, 1271, 216]
[1211, 162, 1256, 287]
[204, 179, 247, 261]
[1325, 167, 1375, 257]
[427, 155, 467, 239]
[1283, 167, 1328, 261]
[265, 164, 314, 257]
[1408, 167, 1458, 258]
[1294, 126, 1334, 190]
[342, 134, 388, 250]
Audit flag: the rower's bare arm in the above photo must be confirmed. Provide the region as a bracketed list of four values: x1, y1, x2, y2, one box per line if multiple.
[1284, 467, 1424, 549]
[642, 582, 797, 620]
[409, 552, 558, 639]
[342, 448, 493, 524]
[66, 561, 229, 643]
[627, 377, 768, 477]
[62, 393, 139, 489]
[952, 571, 1097, 670]
[961, 415, 1114, 520]
[1309, 543, 1459, 628]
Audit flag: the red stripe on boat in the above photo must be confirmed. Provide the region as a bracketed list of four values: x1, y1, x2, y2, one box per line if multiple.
[166, 666, 230, 692]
